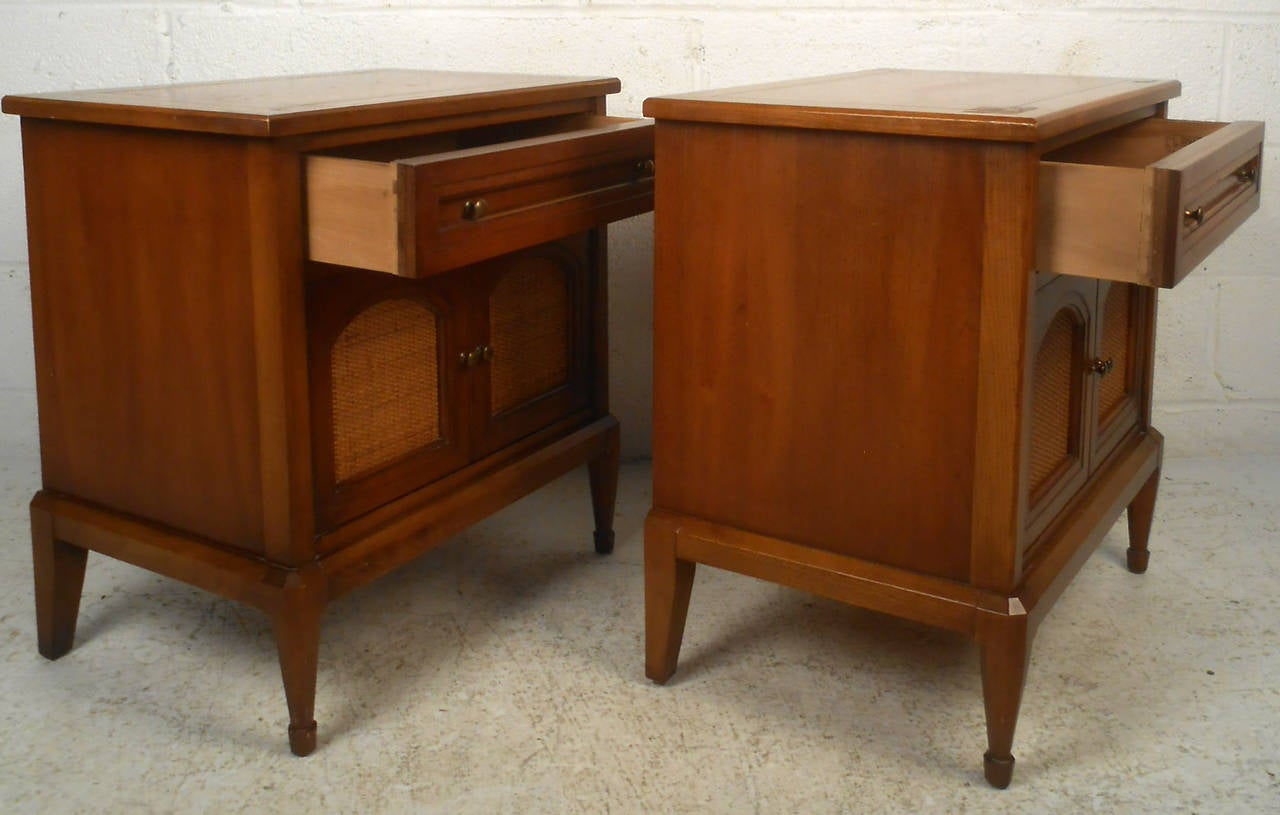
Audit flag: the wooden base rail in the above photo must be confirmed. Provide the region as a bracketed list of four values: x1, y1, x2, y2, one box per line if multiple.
[32, 417, 619, 755]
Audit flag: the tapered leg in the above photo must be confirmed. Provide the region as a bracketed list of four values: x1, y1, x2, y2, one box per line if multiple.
[978, 600, 1031, 789]
[588, 422, 620, 555]
[1126, 468, 1159, 574]
[644, 512, 696, 684]
[32, 504, 89, 661]
[271, 572, 325, 756]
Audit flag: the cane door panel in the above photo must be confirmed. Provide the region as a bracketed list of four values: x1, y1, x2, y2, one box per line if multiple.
[1025, 274, 1094, 549]
[1090, 281, 1148, 468]
[470, 236, 593, 457]
[308, 268, 470, 531]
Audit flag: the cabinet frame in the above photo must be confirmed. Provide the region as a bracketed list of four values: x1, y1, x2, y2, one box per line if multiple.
[641, 70, 1255, 789]
[6, 71, 644, 757]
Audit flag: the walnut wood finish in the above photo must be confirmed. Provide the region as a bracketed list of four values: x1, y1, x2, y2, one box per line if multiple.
[7, 71, 648, 754]
[1, 70, 621, 137]
[643, 70, 1260, 787]
[643, 70, 1181, 142]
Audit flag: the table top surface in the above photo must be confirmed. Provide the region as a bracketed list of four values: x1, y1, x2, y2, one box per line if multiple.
[644, 69, 1181, 142]
[2, 69, 620, 137]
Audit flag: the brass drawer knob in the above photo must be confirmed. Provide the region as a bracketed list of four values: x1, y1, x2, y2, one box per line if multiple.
[635, 158, 655, 177]
[1183, 206, 1204, 226]
[461, 198, 488, 220]
[1235, 165, 1258, 183]
[1088, 357, 1115, 377]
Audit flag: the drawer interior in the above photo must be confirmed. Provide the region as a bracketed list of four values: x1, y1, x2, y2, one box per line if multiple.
[1037, 117, 1263, 288]
[314, 112, 631, 162]
[1042, 118, 1224, 168]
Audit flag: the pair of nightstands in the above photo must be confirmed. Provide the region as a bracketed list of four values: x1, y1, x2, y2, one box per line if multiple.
[5, 69, 1262, 787]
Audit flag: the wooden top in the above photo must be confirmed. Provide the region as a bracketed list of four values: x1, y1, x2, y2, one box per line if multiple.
[1, 70, 621, 137]
[643, 70, 1181, 142]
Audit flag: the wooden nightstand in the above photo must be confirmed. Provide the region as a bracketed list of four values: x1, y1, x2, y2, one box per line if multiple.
[3, 70, 653, 754]
[642, 70, 1262, 787]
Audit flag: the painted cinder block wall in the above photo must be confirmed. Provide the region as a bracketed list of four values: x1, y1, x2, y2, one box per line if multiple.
[0, 1, 1276, 462]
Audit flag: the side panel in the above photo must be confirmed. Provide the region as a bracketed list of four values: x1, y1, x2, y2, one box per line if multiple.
[23, 120, 266, 553]
[651, 121, 984, 582]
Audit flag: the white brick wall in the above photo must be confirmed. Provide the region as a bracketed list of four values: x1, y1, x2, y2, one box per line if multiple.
[0, 1, 1276, 459]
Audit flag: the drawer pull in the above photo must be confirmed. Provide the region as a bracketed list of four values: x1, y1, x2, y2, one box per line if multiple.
[1235, 165, 1258, 184]
[635, 158, 655, 177]
[1183, 206, 1204, 226]
[1088, 357, 1115, 377]
[461, 198, 489, 221]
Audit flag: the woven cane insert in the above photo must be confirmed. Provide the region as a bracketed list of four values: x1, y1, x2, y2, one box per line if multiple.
[489, 260, 570, 414]
[1029, 311, 1078, 497]
[331, 299, 440, 483]
[1098, 284, 1132, 421]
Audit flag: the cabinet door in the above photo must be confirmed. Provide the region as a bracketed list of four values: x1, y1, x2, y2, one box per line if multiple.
[1024, 275, 1095, 547]
[308, 268, 470, 531]
[1089, 281, 1149, 467]
[469, 235, 593, 457]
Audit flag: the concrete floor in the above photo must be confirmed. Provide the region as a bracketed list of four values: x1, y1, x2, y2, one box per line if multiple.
[0, 454, 1277, 813]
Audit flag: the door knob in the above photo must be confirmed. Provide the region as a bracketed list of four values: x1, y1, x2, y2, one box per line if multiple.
[1088, 357, 1115, 377]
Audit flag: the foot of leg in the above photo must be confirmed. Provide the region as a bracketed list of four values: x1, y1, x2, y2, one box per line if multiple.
[644, 512, 696, 684]
[983, 752, 1016, 789]
[588, 421, 620, 555]
[978, 599, 1031, 789]
[1126, 468, 1159, 574]
[271, 570, 325, 757]
[32, 504, 88, 661]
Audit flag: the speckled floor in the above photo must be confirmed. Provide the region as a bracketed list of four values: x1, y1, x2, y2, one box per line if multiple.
[0, 453, 1277, 813]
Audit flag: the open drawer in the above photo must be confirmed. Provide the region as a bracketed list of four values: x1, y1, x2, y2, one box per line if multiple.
[1037, 118, 1263, 288]
[306, 113, 655, 277]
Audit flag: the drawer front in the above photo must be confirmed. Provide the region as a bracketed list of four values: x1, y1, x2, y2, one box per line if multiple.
[1038, 117, 1263, 288]
[306, 116, 654, 277]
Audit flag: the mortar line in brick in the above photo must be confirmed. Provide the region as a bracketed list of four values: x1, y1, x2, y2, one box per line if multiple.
[1159, 400, 1280, 412]
[157, 8, 176, 83]
[569, 6, 1280, 22]
[1218, 23, 1232, 120]
[1210, 279, 1227, 395]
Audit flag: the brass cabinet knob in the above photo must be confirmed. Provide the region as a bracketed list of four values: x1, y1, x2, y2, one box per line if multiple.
[1235, 165, 1258, 184]
[1088, 357, 1115, 377]
[461, 198, 488, 220]
[481, 345, 494, 362]
[1183, 206, 1204, 226]
[635, 158, 655, 177]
